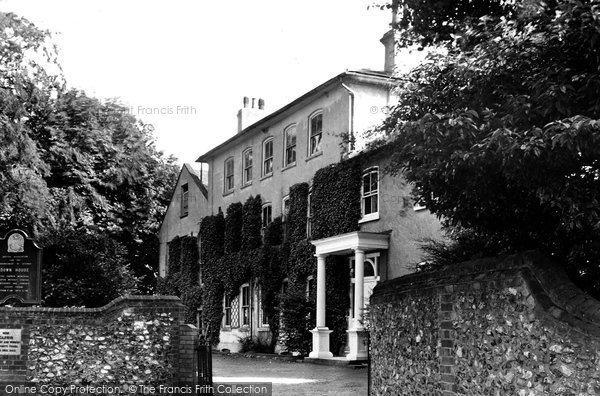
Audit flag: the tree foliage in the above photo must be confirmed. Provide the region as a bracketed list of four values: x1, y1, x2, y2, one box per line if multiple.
[0, 12, 179, 300]
[378, 0, 600, 296]
[41, 229, 138, 307]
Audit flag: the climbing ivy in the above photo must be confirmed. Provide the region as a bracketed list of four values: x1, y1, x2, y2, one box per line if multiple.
[311, 157, 362, 239]
[224, 202, 243, 255]
[156, 235, 202, 324]
[241, 195, 262, 251]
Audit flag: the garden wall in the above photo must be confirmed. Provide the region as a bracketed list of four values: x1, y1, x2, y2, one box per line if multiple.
[0, 295, 197, 391]
[369, 251, 600, 395]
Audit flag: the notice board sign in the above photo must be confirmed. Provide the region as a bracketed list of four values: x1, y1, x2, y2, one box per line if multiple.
[0, 230, 42, 305]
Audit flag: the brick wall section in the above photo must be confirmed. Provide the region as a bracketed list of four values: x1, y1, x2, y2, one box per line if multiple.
[369, 251, 600, 395]
[0, 295, 197, 387]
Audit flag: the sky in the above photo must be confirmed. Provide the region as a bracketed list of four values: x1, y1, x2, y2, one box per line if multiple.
[0, 0, 398, 164]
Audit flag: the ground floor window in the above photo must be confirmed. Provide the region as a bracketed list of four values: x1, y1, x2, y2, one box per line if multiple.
[224, 295, 232, 326]
[241, 284, 251, 326]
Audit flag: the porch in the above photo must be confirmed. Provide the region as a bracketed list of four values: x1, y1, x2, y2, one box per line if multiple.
[306, 231, 389, 361]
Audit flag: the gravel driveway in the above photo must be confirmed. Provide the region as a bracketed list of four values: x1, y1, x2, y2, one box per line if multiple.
[212, 354, 368, 396]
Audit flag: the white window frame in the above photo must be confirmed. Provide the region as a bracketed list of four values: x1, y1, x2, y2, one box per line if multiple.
[224, 157, 235, 192]
[242, 148, 253, 185]
[308, 111, 323, 156]
[360, 167, 380, 223]
[258, 286, 269, 327]
[224, 294, 232, 327]
[262, 203, 272, 230]
[241, 284, 250, 327]
[284, 124, 297, 166]
[282, 195, 290, 223]
[262, 138, 274, 177]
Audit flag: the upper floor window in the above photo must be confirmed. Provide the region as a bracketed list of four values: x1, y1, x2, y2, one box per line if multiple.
[241, 284, 250, 326]
[284, 124, 297, 166]
[262, 204, 272, 229]
[309, 112, 323, 155]
[224, 157, 234, 192]
[243, 148, 253, 185]
[263, 138, 273, 176]
[180, 183, 189, 217]
[361, 167, 379, 221]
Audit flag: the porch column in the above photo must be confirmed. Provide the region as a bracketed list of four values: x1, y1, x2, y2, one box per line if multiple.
[353, 249, 365, 327]
[316, 253, 326, 327]
[309, 254, 333, 359]
[347, 248, 368, 361]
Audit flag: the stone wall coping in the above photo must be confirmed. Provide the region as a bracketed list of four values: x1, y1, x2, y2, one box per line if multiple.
[0, 294, 184, 314]
[371, 250, 600, 332]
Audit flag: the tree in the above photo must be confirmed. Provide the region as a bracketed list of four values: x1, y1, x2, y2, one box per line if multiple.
[41, 229, 138, 307]
[376, 0, 600, 297]
[0, 12, 179, 299]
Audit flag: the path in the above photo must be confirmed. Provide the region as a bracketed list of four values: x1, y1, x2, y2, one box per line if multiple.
[213, 354, 368, 396]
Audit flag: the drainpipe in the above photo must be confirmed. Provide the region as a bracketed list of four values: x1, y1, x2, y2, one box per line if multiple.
[339, 78, 355, 153]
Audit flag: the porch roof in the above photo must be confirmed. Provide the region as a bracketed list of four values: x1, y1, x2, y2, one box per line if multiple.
[311, 231, 390, 256]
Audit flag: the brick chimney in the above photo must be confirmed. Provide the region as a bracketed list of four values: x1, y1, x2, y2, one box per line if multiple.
[380, 0, 399, 74]
[237, 97, 266, 133]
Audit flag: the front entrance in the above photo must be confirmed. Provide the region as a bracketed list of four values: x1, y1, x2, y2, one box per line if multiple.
[307, 231, 389, 361]
[349, 253, 380, 327]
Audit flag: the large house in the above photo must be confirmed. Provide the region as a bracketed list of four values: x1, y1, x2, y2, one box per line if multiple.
[158, 24, 444, 360]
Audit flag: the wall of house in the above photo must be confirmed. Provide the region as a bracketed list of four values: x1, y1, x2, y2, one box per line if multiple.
[369, 251, 600, 395]
[159, 166, 208, 277]
[206, 86, 350, 220]
[358, 155, 444, 280]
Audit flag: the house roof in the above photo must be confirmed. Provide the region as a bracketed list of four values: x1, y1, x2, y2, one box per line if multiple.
[183, 163, 208, 197]
[196, 69, 397, 162]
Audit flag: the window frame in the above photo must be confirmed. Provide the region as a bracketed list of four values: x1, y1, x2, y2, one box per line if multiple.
[360, 167, 380, 223]
[284, 124, 297, 167]
[224, 157, 235, 192]
[282, 196, 290, 223]
[242, 148, 253, 185]
[308, 111, 323, 156]
[262, 203, 272, 230]
[180, 183, 189, 218]
[262, 138, 274, 177]
[224, 294, 232, 327]
[240, 284, 251, 327]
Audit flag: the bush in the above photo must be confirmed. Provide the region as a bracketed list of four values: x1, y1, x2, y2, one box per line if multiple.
[42, 229, 138, 307]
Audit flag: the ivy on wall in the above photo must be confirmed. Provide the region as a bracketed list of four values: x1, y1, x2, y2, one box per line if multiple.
[192, 156, 364, 354]
[224, 202, 243, 255]
[311, 157, 362, 240]
[241, 195, 262, 251]
[155, 235, 201, 324]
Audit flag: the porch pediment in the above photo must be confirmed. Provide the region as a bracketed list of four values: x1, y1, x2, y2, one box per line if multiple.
[311, 231, 389, 256]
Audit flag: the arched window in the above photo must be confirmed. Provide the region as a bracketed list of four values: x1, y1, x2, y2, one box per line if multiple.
[284, 124, 297, 166]
[262, 138, 274, 176]
[309, 112, 323, 155]
[224, 157, 234, 192]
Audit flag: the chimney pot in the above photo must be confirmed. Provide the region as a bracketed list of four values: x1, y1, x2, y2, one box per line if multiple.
[258, 98, 265, 110]
[243, 96, 249, 108]
[251, 98, 256, 108]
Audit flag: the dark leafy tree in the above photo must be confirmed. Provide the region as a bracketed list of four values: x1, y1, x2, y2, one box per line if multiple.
[376, 0, 600, 297]
[0, 12, 179, 299]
